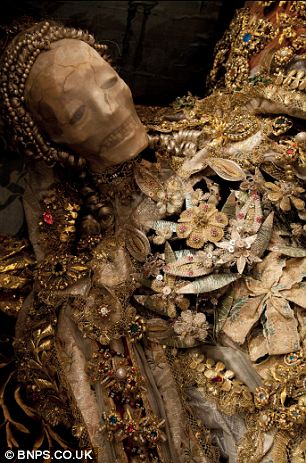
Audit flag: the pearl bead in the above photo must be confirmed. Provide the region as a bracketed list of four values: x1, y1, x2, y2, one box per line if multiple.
[162, 286, 171, 295]
[116, 367, 127, 379]
[295, 132, 306, 143]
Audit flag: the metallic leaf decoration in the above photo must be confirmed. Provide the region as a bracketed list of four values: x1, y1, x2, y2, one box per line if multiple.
[164, 254, 213, 278]
[174, 249, 197, 259]
[34, 378, 57, 391]
[222, 191, 236, 218]
[14, 387, 36, 417]
[164, 241, 176, 263]
[206, 158, 246, 181]
[134, 295, 170, 317]
[125, 225, 151, 262]
[270, 246, 306, 258]
[152, 220, 177, 232]
[134, 164, 164, 200]
[215, 293, 234, 335]
[250, 212, 274, 257]
[177, 273, 240, 294]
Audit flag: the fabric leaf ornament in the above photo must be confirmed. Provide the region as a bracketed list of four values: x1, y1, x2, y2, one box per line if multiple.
[222, 252, 305, 355]
[206, 158, 246, 181]
[177, 273, 240, 294]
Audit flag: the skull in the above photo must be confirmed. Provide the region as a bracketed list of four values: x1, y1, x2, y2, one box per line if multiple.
[24, 39, 148, 170]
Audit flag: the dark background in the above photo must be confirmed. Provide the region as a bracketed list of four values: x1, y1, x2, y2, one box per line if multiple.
[2, 0, 244, 104]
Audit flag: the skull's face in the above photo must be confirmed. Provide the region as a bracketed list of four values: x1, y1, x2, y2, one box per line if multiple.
[25, 39, 148, 170]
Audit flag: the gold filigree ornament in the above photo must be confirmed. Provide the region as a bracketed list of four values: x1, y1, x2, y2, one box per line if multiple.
[92, 152, 142, 186]
[0, 236, 35, 316]
[264, 180, 305, 215]
[208, 2, 306, 92]
[87, 345, 167, 462]
[17, 312, 91, 452]
[126, 314, 146, 342]
[237, 351, 306, 461]
[176, 203, 228, 249]
[208, 6, 277, 91]
[135, 163, 184, 216]
[37, 254, 89, 291]
[101, 410, 166, 447]
[254, 351, 306, 431]
[0, 334, 74, 451]
[173, 310, 209, 345]
[177, 350, 254, 416]
[39, 185, 81, 248]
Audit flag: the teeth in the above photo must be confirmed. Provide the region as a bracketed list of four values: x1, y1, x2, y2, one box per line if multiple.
[275, 73, 284, 85]
[283, 71, 295, 86]
[300, 77, 306, 91]
[296, 70, 305, 80]
[290, 76, 301, 89]
[276, 69, 306, 91]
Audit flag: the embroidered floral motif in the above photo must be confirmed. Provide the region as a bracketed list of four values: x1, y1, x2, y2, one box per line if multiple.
[176, 203, 228, 249]
[173, 310, 209, 344]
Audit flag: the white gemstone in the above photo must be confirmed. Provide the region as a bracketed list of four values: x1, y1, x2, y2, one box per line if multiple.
[100, 306, 109, 316]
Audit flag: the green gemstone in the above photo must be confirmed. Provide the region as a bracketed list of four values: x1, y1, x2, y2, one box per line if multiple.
[275, 118, 284, 125]
[130, 323, 140, 334]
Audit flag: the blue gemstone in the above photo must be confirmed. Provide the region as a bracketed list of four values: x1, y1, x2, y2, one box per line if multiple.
[109, 415, 117, 424]
[243, 33, 252, 43]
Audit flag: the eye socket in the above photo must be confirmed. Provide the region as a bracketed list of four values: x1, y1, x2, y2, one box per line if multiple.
[39, 102, 58, 123]
[69, 104, 86, 125]
[100, 75, 118, 89]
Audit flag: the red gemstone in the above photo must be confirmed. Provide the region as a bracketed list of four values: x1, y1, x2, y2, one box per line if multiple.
[256, 216, 263, 223]
[287, 148, 294, 155]
[31, 392, 40, 401]
[127, 424, 135, 433]
[211, 376, 223, 383]
[43, 211, 53, 225]
[238, 213, 245, 219]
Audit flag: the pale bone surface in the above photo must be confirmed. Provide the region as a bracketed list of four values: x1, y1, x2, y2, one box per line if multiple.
[24, 38, 148, 170]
